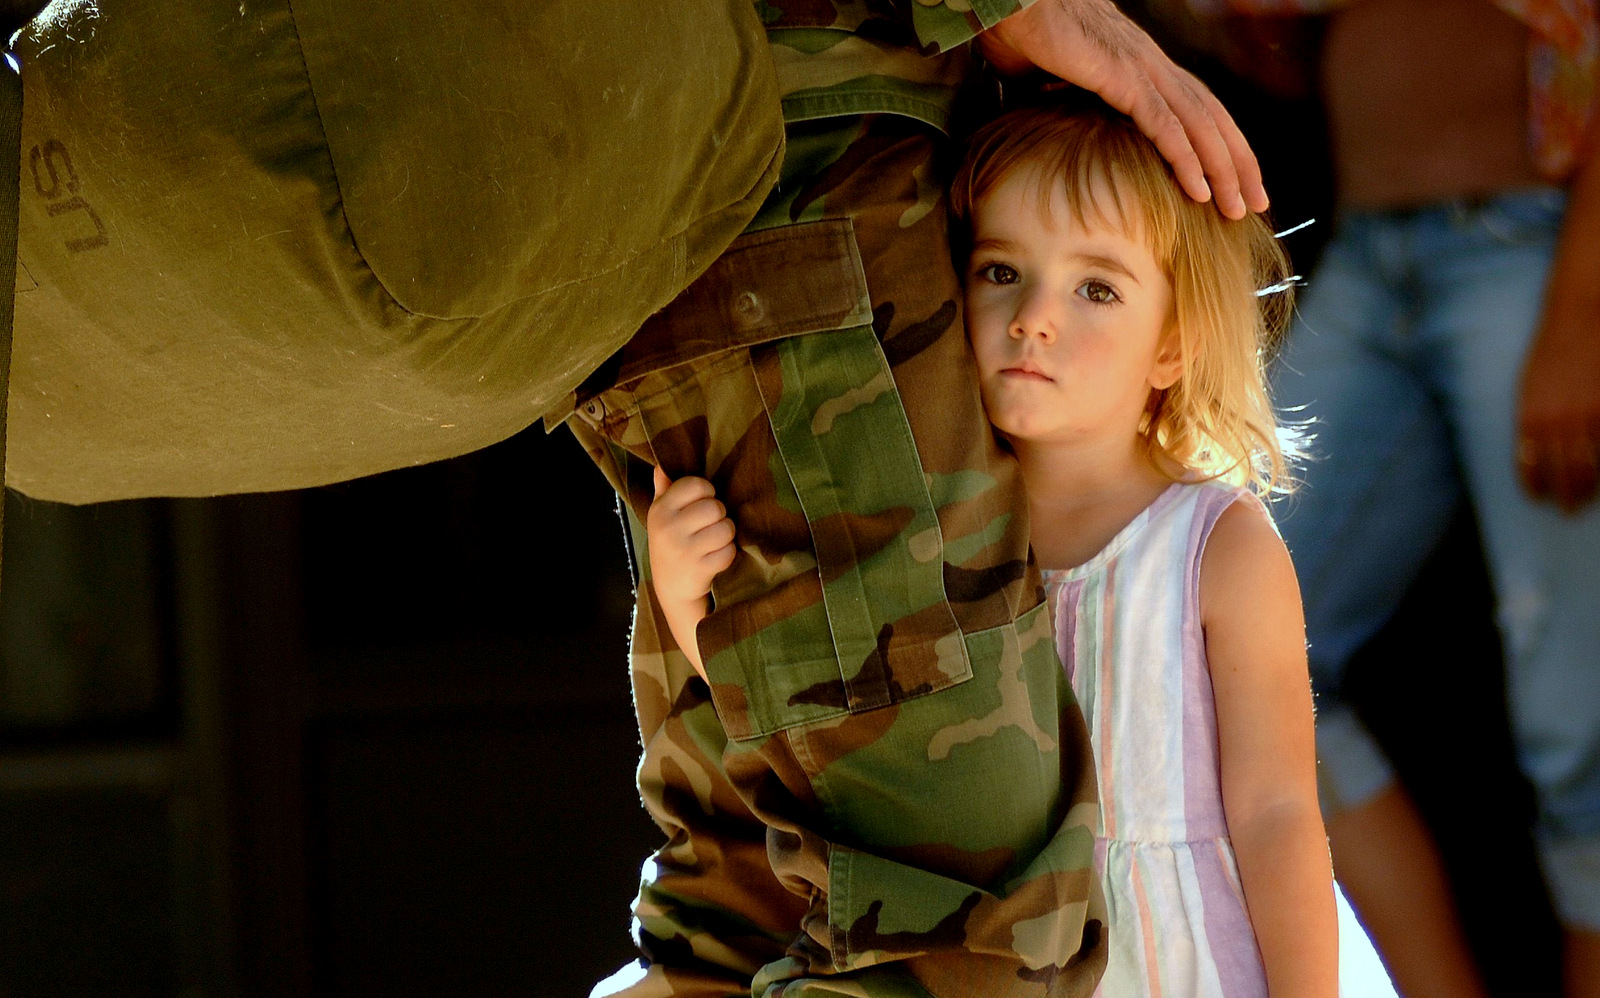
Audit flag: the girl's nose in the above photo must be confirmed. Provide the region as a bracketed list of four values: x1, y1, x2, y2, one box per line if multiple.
[1009, 289, 1058, 343]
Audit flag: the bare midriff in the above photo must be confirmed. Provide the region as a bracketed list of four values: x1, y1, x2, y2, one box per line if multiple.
[1321, 0, 1545, 208]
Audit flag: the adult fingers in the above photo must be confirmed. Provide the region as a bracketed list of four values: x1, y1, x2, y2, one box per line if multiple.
[1001, 0, 1267, 218]
[1077, 48, 1261, 217]
[1102, 66, 1214, 208]
[653, 465, 671, 498]
[1127, 61, 1262, 219]
[1186, 71, 1268, 216]
[1073, 13, 1255, 214]
[1157, 68, 1233, 213]
[987, 0, 1214, 208]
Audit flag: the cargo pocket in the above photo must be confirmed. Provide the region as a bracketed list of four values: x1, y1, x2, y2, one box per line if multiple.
[821, 598, 1087, 970]
[576, 218, 973, 741]
[700, 321, 973, 739]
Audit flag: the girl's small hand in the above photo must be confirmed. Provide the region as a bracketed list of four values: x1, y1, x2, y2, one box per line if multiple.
[646, 467, 738, 606]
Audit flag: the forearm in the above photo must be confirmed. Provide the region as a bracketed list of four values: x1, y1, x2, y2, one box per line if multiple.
[660, 591, 710, 679]
[1542, 133, 1600, 329]
[1516, 129, 1600, 508]
[1231, 802, 1339, 997]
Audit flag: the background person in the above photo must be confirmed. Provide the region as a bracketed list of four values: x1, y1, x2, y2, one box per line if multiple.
[1174, 0, 1600, 993]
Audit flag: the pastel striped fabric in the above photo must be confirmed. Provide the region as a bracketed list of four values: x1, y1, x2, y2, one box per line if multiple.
[1044, 482, 1395, 996]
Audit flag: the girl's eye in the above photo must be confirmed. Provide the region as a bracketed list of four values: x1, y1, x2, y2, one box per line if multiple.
[979, 263, 1020, 285]
[1078, 279, 1120, 304]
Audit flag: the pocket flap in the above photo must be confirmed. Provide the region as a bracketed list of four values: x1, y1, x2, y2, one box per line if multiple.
[573, 218, 874, 405]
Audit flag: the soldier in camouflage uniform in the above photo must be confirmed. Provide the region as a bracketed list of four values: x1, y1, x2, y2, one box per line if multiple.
[560, 2, 1269, 995]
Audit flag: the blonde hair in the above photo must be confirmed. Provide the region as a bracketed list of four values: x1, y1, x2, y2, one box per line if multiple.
[949, 102, 1298, 496]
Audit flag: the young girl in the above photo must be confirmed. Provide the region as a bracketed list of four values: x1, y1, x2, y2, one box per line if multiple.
[647, 102, 1395, 997]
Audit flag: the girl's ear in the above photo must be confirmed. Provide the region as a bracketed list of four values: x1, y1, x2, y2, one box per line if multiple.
[1149, 325, 1184, 391]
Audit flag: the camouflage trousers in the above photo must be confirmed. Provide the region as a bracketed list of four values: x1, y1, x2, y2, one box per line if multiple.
[568, 115, 1107, 998]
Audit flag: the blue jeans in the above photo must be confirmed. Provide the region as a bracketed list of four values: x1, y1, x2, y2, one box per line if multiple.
[1272, 187, 1600, 929]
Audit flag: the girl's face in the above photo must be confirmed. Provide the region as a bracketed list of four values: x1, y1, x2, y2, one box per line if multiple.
[964, 164, 1180, 451]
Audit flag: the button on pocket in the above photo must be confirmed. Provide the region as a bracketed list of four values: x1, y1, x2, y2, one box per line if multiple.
[732, 290, 766, 328]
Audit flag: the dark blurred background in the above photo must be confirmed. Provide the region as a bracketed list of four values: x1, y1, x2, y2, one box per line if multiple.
[0, 26, 1566, 998]
[0, 426, 658, 996]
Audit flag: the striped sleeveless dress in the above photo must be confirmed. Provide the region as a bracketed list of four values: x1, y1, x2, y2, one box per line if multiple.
[1043, 481, 1395, 997]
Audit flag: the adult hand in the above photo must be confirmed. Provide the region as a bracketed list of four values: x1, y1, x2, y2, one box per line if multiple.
[1517, 309, 1600, 512]
[979, 0, 1269, 220]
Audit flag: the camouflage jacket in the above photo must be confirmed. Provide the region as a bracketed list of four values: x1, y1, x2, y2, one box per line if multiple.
[584, 3, 1109, 997]
[762, 0, 1026, 134]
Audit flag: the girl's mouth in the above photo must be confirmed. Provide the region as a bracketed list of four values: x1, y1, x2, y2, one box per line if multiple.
[1001, 365, 1054, 382]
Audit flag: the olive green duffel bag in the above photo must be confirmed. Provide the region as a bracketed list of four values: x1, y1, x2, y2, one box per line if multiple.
[6, 0, 783, 504]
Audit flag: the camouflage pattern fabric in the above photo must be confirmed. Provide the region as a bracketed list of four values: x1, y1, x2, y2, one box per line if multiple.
[567, 108, 1106, 997]
[759, 0, 1021, 135]
[537, 0, 1020, 427]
